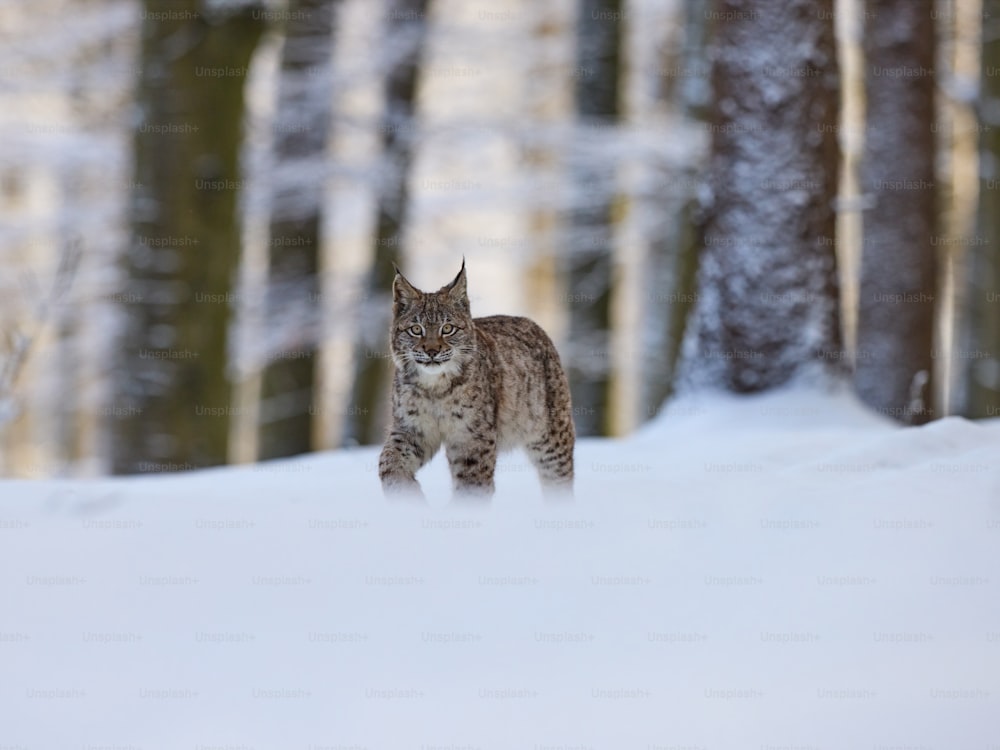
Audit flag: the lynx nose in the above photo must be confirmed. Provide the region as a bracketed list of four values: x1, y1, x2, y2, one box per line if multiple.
[424, 346, 441, 359]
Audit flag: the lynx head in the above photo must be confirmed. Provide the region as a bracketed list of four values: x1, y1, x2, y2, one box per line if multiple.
[390, 261, 475, 379]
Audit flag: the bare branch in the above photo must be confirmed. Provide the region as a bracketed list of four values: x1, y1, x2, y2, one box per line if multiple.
[0, 237, 82, 428]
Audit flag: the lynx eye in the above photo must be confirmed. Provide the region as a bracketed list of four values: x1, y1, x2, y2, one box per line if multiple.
[441, 323, 457, 335]
[407, 324, 424, 336]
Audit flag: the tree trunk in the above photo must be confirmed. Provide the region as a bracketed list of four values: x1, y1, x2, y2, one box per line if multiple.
[110, 1, 264, 474]
[342, 0, 429, 447]
[567, 0, 623, 436]
[643, 0, 711, 419]
[522, 0, 573, 348]
[258, 0, 338, 460]
[854, 0, 938, 424]
[653, 192, 704, 406]
[963, 0, 1000, 419]
[679, 0, 843, 392]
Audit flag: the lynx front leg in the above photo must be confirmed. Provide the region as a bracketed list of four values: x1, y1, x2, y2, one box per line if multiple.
[445, 438, 497, 498]
[379, 429, 432, 498]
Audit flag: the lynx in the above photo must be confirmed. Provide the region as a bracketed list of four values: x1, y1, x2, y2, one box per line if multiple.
[378, 261, 575, 498]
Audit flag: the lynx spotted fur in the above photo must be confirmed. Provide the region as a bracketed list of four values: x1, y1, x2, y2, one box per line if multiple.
[378, 262, 575, 497]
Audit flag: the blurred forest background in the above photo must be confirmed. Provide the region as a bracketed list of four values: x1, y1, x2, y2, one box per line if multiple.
[0, 0, 997, 477]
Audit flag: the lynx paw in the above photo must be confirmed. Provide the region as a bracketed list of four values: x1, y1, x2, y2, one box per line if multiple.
[380, 474, 425, 501]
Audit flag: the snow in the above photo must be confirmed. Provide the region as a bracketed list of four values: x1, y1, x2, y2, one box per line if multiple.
[2, 387, 999, 748]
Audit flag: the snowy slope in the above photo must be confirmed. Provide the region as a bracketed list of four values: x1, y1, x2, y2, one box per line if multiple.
[1, 387, 999, 749]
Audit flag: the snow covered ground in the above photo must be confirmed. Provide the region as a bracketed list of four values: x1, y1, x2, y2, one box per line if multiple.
[1, 387, 998, 749]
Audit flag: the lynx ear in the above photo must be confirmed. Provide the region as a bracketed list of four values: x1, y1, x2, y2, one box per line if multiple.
[392, 265, 421, 312]
[443, 258, 468, 309]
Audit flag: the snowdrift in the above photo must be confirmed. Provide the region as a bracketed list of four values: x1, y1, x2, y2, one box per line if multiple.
[1, 388, 998, 748]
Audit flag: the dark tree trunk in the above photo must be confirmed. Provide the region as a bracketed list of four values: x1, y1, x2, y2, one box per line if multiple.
[854, 0, 938, 424]
[111, 0, 264, 474]
[567, 0, 623, 436]
[343, 0, 429, 446]
[963, 0, 1000, 419]
[679, 0, 843, 392]
[643, 0, 711, 419]
[651, 194, 704, 409]
[258, 0, 339, 460]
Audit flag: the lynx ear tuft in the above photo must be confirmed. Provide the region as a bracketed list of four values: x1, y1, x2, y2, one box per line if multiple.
[443, 258, 468, 309]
